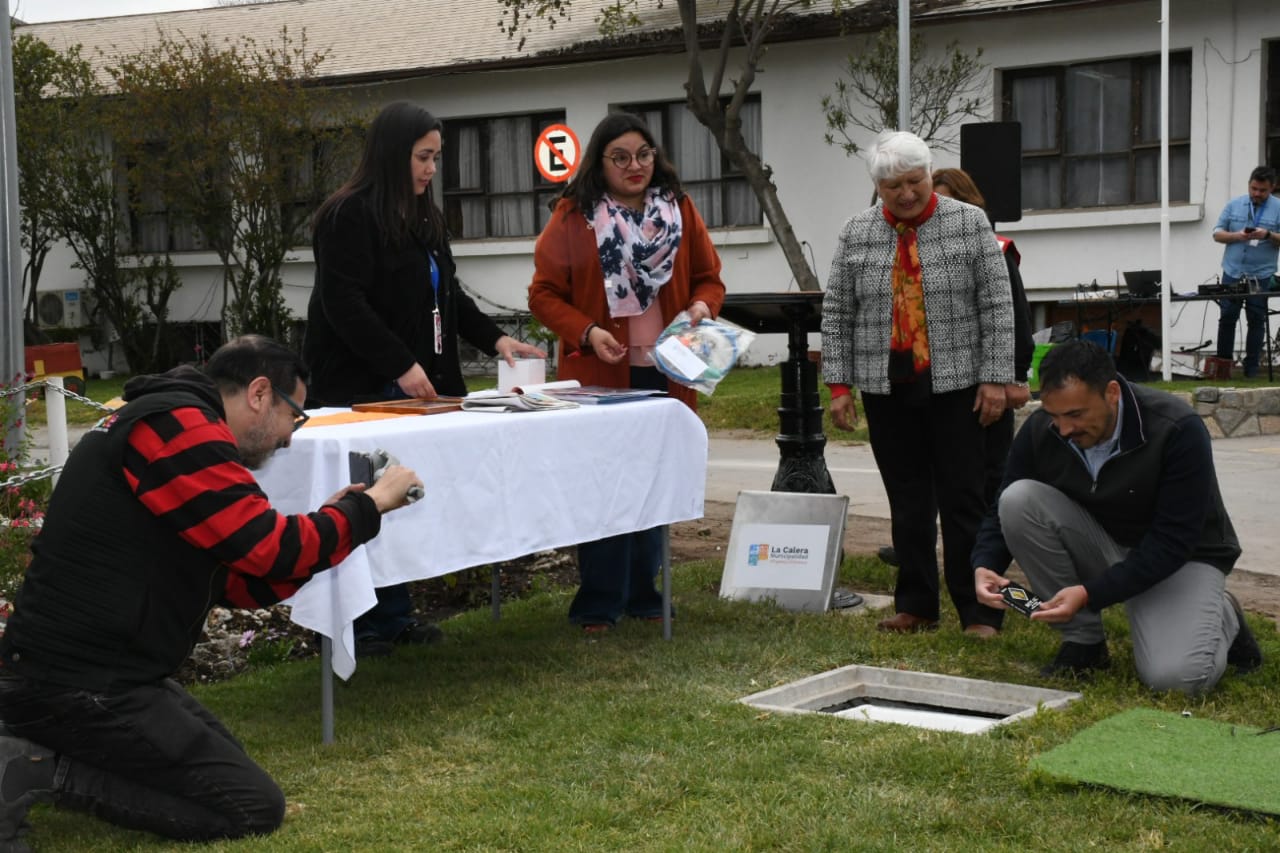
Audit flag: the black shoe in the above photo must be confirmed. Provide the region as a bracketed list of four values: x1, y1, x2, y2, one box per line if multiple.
[1226, 591, 1263, 674]
[877, 546, 900, 566]
[0, 730, 56, 847]
[1040, 640, 1110, 678]
[395, 622, 444, 646]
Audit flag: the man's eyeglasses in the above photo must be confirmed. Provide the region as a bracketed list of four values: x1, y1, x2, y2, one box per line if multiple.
[604, 147, 656, 169]
[272, 385, 310, 432]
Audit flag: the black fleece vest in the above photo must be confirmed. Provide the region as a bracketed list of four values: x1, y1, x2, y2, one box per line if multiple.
[1, 391, 225, 690]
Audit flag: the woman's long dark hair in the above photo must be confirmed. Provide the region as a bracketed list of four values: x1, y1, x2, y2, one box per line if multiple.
[313, 101, 446, 249]
[557, 112, 684, 215]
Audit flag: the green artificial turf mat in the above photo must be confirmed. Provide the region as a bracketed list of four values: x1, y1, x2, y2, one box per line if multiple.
[1031, 708, 1280, 814]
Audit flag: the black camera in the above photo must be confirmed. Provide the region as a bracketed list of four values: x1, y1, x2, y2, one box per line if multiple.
[349, 449, 423, 502]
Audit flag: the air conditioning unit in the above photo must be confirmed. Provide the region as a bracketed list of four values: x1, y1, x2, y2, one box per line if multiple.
[36, 289, 92, 329]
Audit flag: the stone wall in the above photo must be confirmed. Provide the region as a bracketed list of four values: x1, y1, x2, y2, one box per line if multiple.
[1014, 387, 1280, 439]
[1191, 387, 1280, 438]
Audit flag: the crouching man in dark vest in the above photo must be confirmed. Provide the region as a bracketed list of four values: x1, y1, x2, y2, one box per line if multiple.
[972, 339, 1261, 692]
[0, 335, 423, 848]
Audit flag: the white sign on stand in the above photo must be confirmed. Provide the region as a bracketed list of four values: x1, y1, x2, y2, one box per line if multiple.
[720, 490, 849, 612]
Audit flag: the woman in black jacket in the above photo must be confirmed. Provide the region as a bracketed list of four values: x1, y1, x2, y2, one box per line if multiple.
[304, 101, 543, 655]
[305, 101, 542, 405]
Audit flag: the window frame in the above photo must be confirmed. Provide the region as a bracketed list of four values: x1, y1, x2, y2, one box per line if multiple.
[1266, 40, 1280, 169]
[283, 125, 363, 247]
[1001, 50, 1192, 211]
[440, 110, 565, 241]
[121, 142, 206, 253]
[618, 96, 763, 229]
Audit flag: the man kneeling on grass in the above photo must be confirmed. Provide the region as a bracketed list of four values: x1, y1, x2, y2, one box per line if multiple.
[972, 339, 1262, 694]
[0, 335, 423, 849]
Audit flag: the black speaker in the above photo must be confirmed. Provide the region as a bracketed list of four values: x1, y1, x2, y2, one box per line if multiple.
[960, 122, 1022, 224]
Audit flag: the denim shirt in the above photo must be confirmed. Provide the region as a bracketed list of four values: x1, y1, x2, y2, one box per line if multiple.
[1215, 193, 1280, 280]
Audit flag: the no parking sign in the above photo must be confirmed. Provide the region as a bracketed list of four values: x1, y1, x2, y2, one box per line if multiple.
[534, 124, 580, 183]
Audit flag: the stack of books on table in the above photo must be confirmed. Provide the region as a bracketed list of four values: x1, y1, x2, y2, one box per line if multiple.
[461, 380, 667, 412]
[461, 383, 579, 413]
[545, 385, 668, 405]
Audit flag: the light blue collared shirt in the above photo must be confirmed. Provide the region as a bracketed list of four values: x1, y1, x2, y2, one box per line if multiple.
[1216, 193, 1280, 280]
[1068, 393, 1124, 480]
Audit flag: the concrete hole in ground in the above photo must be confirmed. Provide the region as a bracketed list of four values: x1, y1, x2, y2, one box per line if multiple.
[740, 664, 1081, 734]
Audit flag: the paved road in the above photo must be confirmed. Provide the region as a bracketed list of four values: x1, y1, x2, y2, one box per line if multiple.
[709, 433, 1280, 579]
[27, 423, 1280, 577]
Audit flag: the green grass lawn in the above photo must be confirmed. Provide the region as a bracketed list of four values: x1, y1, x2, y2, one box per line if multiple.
[13, 365, 1280, 849]
[27, 558, 1280, 851]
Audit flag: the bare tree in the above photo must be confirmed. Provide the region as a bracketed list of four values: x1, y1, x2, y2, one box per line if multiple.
[821, 25, 987, 156]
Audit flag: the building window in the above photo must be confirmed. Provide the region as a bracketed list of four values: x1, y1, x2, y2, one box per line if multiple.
[442, 111, 564, 240]
[619, 98, 762, 228]
[124, 144, 205, 253]
[285, 127, 362, 244]
[1002, 52, 1191, 210]
[1267, 41, 1280, 169]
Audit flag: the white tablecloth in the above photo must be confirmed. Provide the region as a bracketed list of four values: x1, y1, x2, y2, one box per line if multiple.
[255, 399, 708, 678]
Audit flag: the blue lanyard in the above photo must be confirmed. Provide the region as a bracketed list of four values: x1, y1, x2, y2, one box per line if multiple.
[1248, 200, 1267, 229]
[428, 252, 440, 303]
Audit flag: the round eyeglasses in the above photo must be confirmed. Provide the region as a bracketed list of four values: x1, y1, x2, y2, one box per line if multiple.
[605, 147, 656, 169]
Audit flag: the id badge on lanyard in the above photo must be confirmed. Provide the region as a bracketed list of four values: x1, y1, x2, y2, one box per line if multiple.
[429, 253, 443, 355]
[1246, 201, 1269, 247]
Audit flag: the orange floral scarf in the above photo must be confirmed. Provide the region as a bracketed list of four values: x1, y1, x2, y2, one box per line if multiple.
[883, 194, 938, 382]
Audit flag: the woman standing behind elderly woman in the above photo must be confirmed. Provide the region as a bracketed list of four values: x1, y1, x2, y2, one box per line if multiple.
[528, 112, 725, 632]
[932, 167, 1035, 504]
[821, 131, 1014, 637]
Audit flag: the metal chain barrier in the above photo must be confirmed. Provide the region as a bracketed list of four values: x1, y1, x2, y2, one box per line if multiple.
[2, 378, 113, 494]
[0, 380, 113, 413]
[0, 465, 63, 491]
[1, 379, 113, 412]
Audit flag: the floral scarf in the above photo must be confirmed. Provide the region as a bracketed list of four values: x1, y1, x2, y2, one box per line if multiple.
[591, 188, 683, 317]
[882, 193, 938, 382]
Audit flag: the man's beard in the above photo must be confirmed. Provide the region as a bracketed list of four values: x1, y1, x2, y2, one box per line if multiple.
[238, 420, 282, 470]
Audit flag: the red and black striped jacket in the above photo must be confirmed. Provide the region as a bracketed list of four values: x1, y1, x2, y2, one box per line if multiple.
[1, 367, 380, 690]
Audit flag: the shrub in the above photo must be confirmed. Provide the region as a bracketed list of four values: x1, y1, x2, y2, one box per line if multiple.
[0, 375, 51, 600]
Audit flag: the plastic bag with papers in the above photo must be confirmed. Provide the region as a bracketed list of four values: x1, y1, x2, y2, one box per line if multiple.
[649, 310, 756, 396]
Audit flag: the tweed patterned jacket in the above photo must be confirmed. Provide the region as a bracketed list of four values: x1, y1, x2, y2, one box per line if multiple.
[821, 195, 1014, 395]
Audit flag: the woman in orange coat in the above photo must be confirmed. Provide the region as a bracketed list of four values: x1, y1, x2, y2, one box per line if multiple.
[528, 112, 726, 631]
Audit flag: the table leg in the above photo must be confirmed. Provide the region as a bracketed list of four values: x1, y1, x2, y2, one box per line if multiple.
[492, 566, 502, 621]
[661, 524, 672, 641]
[321, 635, 335, 745]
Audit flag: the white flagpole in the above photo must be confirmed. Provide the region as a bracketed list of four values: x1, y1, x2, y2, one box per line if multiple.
[1160, 0, 1172, 379]
[898, 0, 910, 131]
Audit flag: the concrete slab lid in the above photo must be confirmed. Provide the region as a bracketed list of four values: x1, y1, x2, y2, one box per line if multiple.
[740, 664, 1082, 733]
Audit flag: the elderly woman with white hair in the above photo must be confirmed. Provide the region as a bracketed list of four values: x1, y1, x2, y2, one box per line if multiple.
[821, 131, 1015, 637]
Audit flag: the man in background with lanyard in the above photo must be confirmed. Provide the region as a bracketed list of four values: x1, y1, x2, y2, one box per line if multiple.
[1212, 165, 1280, 378]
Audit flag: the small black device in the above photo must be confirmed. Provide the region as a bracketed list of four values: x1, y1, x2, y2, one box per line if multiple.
[1244, 226, 1258, 234]
[1122, 270, 1162, 298]
[1001, 581, 1044, 617]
